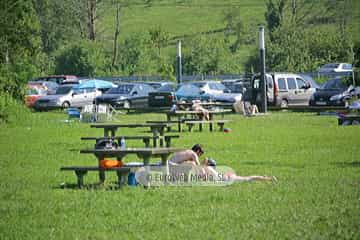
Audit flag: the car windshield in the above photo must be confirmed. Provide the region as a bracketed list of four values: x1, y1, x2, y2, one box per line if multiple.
[106, 84, 134, 94]
[176, 84, 201, 95]
[322, 78, 347, 90]
[55, 86, 73, 94]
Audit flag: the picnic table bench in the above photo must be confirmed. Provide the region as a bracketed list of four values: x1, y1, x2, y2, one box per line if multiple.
[81, 135, 180, 148]
[146, 119, 195, 132]
[90, 123, 173, 146]
[60, 162, 162, 188]
[184, 119, 231, 132]
[165, 109, 232, 132]
[78, 147, 184, 183]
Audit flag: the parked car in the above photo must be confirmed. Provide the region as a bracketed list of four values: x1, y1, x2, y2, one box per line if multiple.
[95, 83, 155, 109]
[34, 75, 79, 84]
[251, 73, 316, 108]
[33, 84, 103, 110]
[190, 81, 229, 95]
[318, 63, 353, 73]
[137, 81, 172, 89]
[175, 84, 211, 102]
[148, 83, 177, 107]
[25, 84, 48, 108]
[28, 81, 59, 95]
[309, 77, 356, 107]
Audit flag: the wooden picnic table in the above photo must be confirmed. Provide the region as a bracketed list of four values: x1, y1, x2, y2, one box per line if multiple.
[90, 123, 173, 146]
[80, 147, 184, 183]
[166, 109, 232, 131]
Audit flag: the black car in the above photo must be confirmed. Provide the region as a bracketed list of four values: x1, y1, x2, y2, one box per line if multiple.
[95, 83, 155, 109]
[309, 78, 350, 107]
[148, 83, 177, 107]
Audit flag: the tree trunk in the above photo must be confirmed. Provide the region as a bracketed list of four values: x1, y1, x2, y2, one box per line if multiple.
[112, 4, 121, 67]
[87, 0, 96, 40]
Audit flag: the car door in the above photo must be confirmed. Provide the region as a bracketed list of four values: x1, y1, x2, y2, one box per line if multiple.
[294, 77, 313, 105]
[70, 88, 86, 107]
[84, 88, 98, 106]
[285, 77, 297, 105]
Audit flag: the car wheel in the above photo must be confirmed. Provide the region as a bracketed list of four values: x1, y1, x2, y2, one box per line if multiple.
[280, 99, 288, 108]
[62, 101, 70, 108]
[124, 100, 131, 109]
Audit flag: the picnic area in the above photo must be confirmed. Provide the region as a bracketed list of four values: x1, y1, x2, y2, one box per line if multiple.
[0, 108, 359, 239]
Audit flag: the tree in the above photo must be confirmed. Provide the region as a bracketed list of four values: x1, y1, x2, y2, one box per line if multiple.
[0, 0, 41, 65]
[149, 27, 170, 55]
[54, 41, 108, 76]
[223, 8, 245, 52]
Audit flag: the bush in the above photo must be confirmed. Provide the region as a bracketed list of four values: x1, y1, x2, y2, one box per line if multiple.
[0, 93, 31, 124]
[54, 41, 109, 77]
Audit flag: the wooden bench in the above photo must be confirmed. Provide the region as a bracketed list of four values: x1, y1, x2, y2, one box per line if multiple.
[60, 166, 131, 188]
[60, 163, 161, 188]
[338, 114, 360, 125]
[81, 135, 180, 148]
[184, 120, 231, 132]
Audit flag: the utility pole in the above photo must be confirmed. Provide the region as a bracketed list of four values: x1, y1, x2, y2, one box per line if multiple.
[259, 26, 267, 113]
[177, 40, 182, 84]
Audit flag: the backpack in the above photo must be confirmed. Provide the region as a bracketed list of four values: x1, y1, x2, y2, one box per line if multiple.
[95, 138, 118, 150]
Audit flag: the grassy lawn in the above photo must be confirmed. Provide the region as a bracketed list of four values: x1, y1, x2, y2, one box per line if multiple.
[0, 110, 359, 239]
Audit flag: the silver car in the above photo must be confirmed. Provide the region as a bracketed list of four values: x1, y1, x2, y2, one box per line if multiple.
[34, 84, 103, 110]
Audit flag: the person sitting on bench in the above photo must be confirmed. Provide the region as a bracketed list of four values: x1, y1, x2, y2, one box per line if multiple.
[191, 100, 210, 120]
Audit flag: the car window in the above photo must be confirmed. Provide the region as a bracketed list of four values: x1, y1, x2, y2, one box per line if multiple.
[296, 78, 306, 89]
[176, 84, 200, 95]
[55, 86, 73, 94]
[267, 76, 273, 89]
[343, 64, 352, 70]
[157, 84, 175, 92]
[287, 78, 296, 90]
[73, 89, 85, 94]
[86, 88, 96, 93]
[106, 84, 133, 94]
[191, 82, 205, 88]
[323, 78, 347, 89]
[277, 78, 286, 90]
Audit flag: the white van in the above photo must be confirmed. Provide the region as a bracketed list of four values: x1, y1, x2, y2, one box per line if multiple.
[251, 73, 316, 108]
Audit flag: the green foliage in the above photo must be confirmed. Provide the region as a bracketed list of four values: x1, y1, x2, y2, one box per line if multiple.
[0, 93, 31, 124]
[182, 36, 241, 75]
[266, 26, 354, 72]
[117, 33, 157, 75]
[0, 0, 42, 65]
[54, 41, 109, 76]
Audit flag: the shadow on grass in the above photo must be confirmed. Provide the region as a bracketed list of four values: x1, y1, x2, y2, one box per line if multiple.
[332, 161, 360, 168]
[54, 182, 133, 191]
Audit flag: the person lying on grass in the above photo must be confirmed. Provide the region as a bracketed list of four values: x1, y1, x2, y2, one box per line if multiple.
[168, 144, 277, 182]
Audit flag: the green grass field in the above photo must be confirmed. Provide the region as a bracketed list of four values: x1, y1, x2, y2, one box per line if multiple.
[0, 110, 359, 239]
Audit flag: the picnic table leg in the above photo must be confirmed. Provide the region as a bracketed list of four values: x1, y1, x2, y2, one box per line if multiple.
[209, 113, 214, 131]
[74, 170, 87, 188]
[143, 138, 150, 148]
[161, 154, 169, 184]
[199, 122, 203, 132]
[165, 136, 171, 147]
[178, 116, 182, 132]
[159, 128, 165, 147]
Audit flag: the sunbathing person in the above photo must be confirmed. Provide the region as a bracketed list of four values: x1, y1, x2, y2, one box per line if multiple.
[169, 144, 276, 183]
